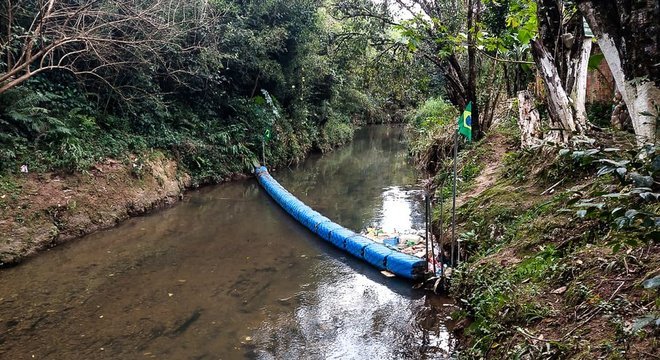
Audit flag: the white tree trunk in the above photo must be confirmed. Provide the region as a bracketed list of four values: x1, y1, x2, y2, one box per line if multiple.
[531, 40, 579, 143]
[571, 37, 592, 130]
[578, 0, 660, 146]
[517, 90, 543, 148]
[598, 33, 658, 144]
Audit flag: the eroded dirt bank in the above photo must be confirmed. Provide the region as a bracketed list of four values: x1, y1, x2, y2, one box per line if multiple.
[0, 155, 196, 265]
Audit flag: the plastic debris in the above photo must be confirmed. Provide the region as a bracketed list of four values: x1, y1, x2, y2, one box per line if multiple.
[380, 270, 396, 278]
[361, 227, 429, 258]
[361, 226, 455, 287]
[382, 237, 399, 247]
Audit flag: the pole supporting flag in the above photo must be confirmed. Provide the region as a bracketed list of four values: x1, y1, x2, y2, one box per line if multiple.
[262, 127, 272, 167]
[451, 101, 473, 266]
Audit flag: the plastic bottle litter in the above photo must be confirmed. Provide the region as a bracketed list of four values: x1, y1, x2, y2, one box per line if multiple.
[363, 226, 453, 280]
[361, 227, 426, 256]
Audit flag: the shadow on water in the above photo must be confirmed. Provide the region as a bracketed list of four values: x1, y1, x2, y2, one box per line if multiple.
[0, 125, 455, 360]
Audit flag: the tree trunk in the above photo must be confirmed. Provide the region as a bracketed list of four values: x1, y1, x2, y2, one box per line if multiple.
[531, 39, 576, 143]
[570, 36, 592, 130]
[503, 64, 513, 96]
[466, 0, 480, 139]
[529, 0, 591, 143]
[578, 0, 659, 145]
[518, 90, 543, 148]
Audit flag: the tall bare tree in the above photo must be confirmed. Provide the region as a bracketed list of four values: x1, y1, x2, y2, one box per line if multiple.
[378, 0, 485, 138]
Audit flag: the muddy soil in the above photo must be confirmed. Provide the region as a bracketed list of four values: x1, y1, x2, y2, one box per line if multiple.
[0, 155, 193, 265]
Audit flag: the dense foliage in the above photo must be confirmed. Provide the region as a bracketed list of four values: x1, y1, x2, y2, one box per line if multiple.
[0, 0, 427, 182]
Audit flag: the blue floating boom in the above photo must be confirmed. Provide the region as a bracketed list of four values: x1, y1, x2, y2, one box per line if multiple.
[255, 166, 426, 280]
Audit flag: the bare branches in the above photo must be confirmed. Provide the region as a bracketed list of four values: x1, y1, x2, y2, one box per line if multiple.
[477, 48, 534, 65]
[0, 0, 219, 95]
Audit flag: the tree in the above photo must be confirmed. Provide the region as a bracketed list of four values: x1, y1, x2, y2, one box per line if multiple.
[577, 0, 659, 145]
[1, 0, 394, 175]
[336, 0, 491, 138]
[0, 0, 213, 95]
[528, 0, 591, 143]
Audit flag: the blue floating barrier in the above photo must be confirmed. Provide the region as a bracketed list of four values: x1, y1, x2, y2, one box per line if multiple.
[317, 221, 343, 241]
[328, 228, 356, 249]
[345, 235, 374, 258]
[386, 251, 427, 279]
[255, 167, 426, 280]
[363, 243, 394, 269]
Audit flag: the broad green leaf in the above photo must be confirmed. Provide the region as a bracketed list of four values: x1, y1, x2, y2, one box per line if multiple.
[625, 209, 639, 219]
[587, 53, 604, 70]
[631, 315, 658, 333]
[615, 167, 627, 178]
[597, 159, 630, 167]
[630, 173, 654, 187]
[611, 207, 625, 217]
[613, 216, 628, 229]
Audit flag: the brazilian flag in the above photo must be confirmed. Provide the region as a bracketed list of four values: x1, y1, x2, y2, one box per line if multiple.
[458, 102, 472, 142]
[263, 127, 272, 142]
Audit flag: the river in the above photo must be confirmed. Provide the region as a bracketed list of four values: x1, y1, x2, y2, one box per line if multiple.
[0, 125, 456, 359]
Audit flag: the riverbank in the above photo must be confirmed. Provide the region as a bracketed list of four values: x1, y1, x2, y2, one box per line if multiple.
[410, 116, 659, 358]
[0, 117, 381, 266]
[0, 154, 193, 265]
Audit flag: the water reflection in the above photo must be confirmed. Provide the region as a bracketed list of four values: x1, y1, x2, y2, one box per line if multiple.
[252, 269, 455, 359]
[378, 186, 425, 234]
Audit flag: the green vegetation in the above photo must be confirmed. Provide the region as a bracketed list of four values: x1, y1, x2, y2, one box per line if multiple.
[407, 98, 459, 175]
[0, 0, 427, 183]
[1, 0, 658, 357]
[408, 116, 659, 357]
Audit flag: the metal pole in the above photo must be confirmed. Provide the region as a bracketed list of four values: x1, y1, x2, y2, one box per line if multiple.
[439, 180, 444, 278]
[451, 130, 458, 266]
[424, 194, 429, 274]
[262, 139, 266, 168]
[428, 196, 436, 275]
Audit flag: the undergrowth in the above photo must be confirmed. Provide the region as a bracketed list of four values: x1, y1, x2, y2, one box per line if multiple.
[440, 126, 659, 358]
[406, 97, 459, 174]
[0, 77, 360, 184]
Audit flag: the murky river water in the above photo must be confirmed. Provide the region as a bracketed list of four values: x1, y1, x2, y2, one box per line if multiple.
[0, 126, 456, 359]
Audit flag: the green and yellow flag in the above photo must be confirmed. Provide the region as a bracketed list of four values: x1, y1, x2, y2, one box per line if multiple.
[458, 102, 472, 142]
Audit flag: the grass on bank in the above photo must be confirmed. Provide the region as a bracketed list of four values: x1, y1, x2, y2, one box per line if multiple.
[408, 112, 659, 359]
